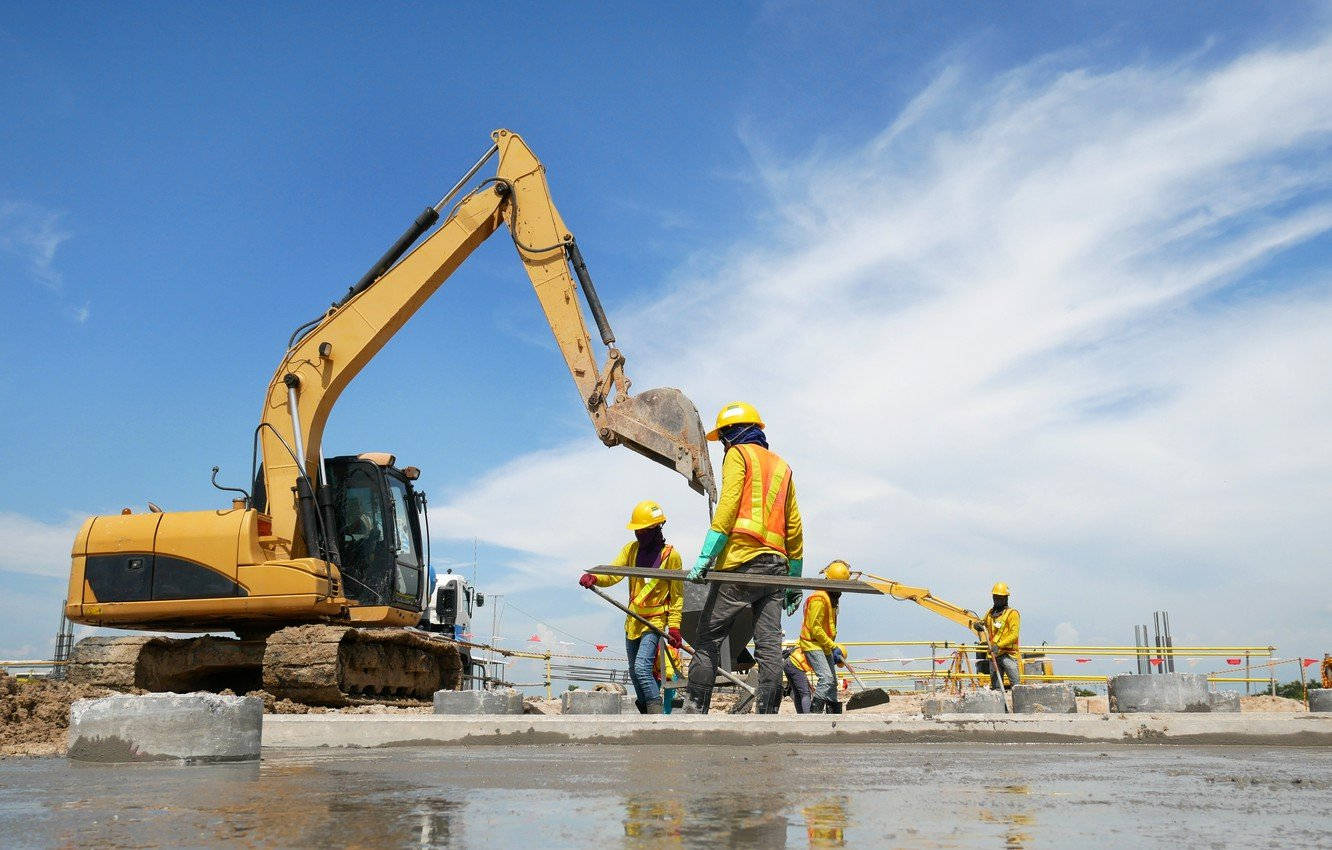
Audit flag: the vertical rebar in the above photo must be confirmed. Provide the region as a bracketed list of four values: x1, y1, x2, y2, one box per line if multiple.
[1134, 625, 1144, 675]
[1163, 611, 1175, 673]
[1153, 612, 1163, 674]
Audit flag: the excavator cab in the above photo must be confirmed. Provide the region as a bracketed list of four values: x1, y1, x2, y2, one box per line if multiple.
[325, 454, 426, 612]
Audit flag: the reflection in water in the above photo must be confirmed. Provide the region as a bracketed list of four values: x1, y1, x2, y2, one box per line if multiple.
[802, 797, 848, 847]
[622, 796, 684, 845]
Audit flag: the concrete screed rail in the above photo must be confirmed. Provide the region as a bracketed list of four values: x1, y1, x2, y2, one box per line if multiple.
[262, 713, 1332, 749]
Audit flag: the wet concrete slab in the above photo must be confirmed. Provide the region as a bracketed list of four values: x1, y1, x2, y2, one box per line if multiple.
[263, 712, 1332, 749]
[2, 743, 1331, 847]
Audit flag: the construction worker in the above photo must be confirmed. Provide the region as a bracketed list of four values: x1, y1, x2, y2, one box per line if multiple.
[783, 647, 812, 713]
[683, 401, 803, 714]
[984, 582, 1021, 690]
[792, 560, 850, 713]
[578, 500, 683, 713]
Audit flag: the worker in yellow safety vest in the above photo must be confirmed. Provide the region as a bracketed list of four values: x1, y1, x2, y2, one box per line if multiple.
[683, 401, 803, 714]
[983, 582, 1021, 690]
[790, 560, 850, 713]
[579, 500, 684, 713]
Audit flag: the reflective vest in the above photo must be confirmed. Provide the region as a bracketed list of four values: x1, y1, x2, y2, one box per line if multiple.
[627, 545, 675, 624]
[791, 590, 839, 673]
[731, 444, 792, 554]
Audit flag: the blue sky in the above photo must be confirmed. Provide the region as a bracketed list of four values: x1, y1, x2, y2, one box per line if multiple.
[3, 3, 1330, 688]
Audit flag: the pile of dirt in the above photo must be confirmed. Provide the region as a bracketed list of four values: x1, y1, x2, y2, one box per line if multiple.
[1240, 694, 1307, 712]
[246, 690, 430, 714]
[0, 671, 111, 758]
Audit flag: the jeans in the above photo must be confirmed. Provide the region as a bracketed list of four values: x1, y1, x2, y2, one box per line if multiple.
[685, 554, 786, 713]
[805, 648, 838, 704]
[626, 631, 662, 705]
[784, 656, 812, 713]
[990, 654, 1020, 690]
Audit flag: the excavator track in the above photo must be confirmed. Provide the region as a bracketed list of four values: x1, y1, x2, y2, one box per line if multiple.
[67, 626, 463, 707]
[262, 624, 462, 706]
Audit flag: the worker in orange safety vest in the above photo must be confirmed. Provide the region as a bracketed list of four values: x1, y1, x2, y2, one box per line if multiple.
[579, 500, 684, 713]
[790, 560, 850, 713]
[683, 401, 803, 714]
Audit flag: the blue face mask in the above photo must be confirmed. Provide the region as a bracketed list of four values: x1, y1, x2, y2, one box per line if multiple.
[720, 424, 768, 450]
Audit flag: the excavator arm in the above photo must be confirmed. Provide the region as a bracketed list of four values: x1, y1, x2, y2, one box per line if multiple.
[857, 572, 988, 638]
[258, 129, 716, 557]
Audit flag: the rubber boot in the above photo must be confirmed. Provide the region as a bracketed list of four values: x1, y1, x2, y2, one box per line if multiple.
[644, 699, 664, 715]
[828, 700, 843, 714]
[635, 699, 647, 715]
[680, 685, 710, 714]
[810, 698, 827, 714]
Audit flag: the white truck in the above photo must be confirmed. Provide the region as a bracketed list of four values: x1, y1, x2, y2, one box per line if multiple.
[420, 567, 486, 687]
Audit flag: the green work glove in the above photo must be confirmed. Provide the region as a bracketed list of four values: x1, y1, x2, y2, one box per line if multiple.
[784, 589, 802, 616]
[787, 558, 803, 578]
[689, 530, 727, 584]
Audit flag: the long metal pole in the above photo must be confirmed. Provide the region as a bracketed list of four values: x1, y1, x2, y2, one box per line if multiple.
[1163, 611, 1175, 673]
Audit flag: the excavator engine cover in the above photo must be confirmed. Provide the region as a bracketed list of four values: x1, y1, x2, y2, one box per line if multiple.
[604, 387, 717, 502]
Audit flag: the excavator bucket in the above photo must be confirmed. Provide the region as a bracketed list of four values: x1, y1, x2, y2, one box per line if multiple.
[602, 387, 717, 502]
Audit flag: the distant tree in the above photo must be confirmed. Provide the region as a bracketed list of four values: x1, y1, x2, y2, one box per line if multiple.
[1274, 680, 1306, 701]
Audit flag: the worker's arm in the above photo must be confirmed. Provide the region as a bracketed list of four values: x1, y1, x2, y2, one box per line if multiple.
[664, 548, 684, 629]
[804, 595, 838, 653]
[784, 475, 803, 563]
[994, 610, 1020, 652]
[690, 448, 745, 579]
[593, 543, 633, 588]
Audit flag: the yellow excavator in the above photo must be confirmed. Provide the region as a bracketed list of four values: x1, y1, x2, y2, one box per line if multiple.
[64, 129, 717, 704]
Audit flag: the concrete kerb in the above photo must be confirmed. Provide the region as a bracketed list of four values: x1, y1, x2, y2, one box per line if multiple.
[1109, 674, 1213, 712]
[68, 692, 262, 763]
[433, 689, 524, 715]
[260, 712, 1332, 749]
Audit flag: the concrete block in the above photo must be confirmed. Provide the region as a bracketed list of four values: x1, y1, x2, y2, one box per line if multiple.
[1012, 683, 1076, 713]
[1308, 689, 1332, 712]
[68, 692, 261, 763]
[1207, 690, 1242, 713]
[957, 690, 1008, 713]
[561, 690, 622, 715]
[1109, 674, 1211, 712]
[433, 688, 524, 715]
[921, 696, 959, 717]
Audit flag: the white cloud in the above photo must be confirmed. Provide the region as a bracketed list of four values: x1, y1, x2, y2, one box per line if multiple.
[0, 200, 71, 290]
[0, 512, 85, 578]
[1053, 622, 1080, 646]
[435, 31, 1332, 662]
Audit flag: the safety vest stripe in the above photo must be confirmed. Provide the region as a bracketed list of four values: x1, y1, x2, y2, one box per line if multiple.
[629, 545, 674, 612]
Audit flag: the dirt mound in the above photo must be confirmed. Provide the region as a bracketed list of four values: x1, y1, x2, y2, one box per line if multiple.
[1241, 694, 1307, 712]
[0, 671, 111, 758]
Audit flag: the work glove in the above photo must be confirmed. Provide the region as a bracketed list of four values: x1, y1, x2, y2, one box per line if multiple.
[832, 647, 846, 667]
[690, 529, 728, 583]
[784, 589, 802, 616]
[578, 573, 597, 589]
[667, 627, 683, 649]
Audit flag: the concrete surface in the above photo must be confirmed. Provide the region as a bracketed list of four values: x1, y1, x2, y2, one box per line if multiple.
[432, 688, 523, 715]
[68, 692, 261, 763]
[1109, 673, 1212, 712]
[1308, 689, 1332, 712]
[920, 696, 959, 716]
[561, 690, 621, 715]
[262, 712, 1332, 748]
[1013, 683, 1077, 713]
[957, 690, 1008, 713]
[1208, 690, 1242, 713]
[6, 744, 1331, 847]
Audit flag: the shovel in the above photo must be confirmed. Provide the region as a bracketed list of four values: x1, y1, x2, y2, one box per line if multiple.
[841, 660, 891, 710]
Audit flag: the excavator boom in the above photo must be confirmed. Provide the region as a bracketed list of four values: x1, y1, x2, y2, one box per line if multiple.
[858, 572, 986, 636]
[260, 129, 716, 559]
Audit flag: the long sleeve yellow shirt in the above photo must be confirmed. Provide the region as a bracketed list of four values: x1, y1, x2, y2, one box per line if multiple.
[709, 447, 804, 570]
[797, 591, 838, 654]
[984, 608, 1021, 657]
[593, 541, 683, 640]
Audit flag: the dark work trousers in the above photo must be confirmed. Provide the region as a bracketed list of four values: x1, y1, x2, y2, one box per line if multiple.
[685, 554, 786, 713]
[784, 656, 812, 713]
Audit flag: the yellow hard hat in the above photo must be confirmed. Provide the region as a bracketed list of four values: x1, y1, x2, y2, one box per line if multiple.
[626, 500, 667, 530]
[992, 582, 1009, 596]
[825, 560, 851, 581]
[706, 401, 765, 441]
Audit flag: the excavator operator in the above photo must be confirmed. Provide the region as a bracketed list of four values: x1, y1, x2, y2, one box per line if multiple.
[985, 582, 1021, 690]
[683, 401, 803, 714]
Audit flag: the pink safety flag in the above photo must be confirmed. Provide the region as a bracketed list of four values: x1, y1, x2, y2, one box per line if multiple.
[1148, 658, 1162, 666]
[528, 634, 542, 642]
[1303, 658, 1319, 667]
[1226, 658, 1242, 665]
[1075, 658, 1091, 663]
[595, 644, 607, 652]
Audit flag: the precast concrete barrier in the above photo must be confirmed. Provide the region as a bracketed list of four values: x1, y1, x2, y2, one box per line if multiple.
[921, 696, 959, 717]
[1207, 690, 1242, 713]
[1012, 683, 1076, 713]
[1109, 674, 1212, 712]
[1308, 689, 1332, 713]
[956, 690, 1008, 713]
[68, 692, 262, 763]
[433, 688, 524, 715]
[561, 690, 622, 715]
